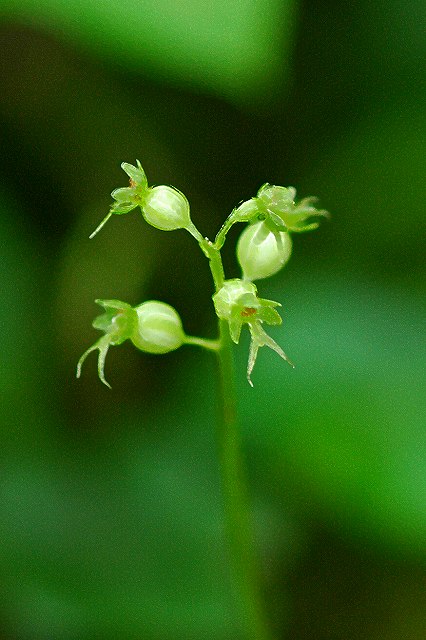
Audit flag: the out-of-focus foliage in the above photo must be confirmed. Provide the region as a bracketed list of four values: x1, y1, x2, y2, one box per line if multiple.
[0, 0, 296, 106]
[0, 0, 425, 638]
[238, 273, 425, 557]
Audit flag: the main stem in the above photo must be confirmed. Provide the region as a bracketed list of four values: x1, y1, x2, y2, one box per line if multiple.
[202, 237, 274, 640]
[216, 322, 275, 640]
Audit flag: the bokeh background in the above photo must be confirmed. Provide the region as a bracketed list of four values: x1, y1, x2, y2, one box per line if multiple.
[0, 0, 425, 638]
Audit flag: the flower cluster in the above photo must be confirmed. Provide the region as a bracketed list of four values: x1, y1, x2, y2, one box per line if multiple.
[78, 161, 326, 386]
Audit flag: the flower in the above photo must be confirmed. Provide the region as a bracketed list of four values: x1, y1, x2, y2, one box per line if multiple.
[110, 160, 149, 214]
[232, 183, 328, 233]
[90, 160, 196, 238]
[77, 299, 185, 387]
[213, 279, 294, 385]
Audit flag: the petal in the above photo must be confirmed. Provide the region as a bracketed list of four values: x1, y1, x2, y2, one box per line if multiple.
[228, 313, 243, 343]
[121, 161, 148, 188]
[246, 322, 294, 386]
[76, 334, 113, 388]
[111, 187, 137, 202]
[95, 299, 133, 311]
[257, 306, 282, 325]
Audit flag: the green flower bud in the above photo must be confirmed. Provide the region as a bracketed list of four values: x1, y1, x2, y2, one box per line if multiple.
[236, 220, 292, 280]
[77, 299, 185, 387]
[130, 301, 185, 354]
[212, 279, 293, 385]
[142, 185, 192, 231]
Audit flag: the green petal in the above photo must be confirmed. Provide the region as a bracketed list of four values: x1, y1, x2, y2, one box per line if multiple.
[257, 306, 282, 325]
[111, 187, 137, 202]
[228, 313, 243, 344]
[95, 299, 133, 312]
[246, 322, 293, 386]
[121, 160, 148, 189]
[76, 334, 113, 388]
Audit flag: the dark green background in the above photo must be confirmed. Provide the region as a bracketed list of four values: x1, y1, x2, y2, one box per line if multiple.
[0, 0, 425, 638]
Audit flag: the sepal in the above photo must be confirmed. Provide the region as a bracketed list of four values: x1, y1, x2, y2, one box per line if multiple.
[232, 198, 260, 222]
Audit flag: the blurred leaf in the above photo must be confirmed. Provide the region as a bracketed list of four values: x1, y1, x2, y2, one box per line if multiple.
[0, 0, 297, 106]
[237, 272, 426, 559]
[0, 189, 56, 433]
[0, 414, 237, 639]
[299, 101, 426, 280]
[0, 187, 238, 638]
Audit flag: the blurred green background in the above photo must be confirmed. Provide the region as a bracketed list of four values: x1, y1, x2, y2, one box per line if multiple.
[0, 0, 425, 638]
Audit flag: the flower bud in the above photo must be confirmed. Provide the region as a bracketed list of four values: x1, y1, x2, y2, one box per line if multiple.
[237, 221, 292, 280]
[131, 301, 185, 354]
[142, 186, 192, 231]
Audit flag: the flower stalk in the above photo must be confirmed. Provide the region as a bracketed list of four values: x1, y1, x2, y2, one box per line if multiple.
[77, 160, 327, 640]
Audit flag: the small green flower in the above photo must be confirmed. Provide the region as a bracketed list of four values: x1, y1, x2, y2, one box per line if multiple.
[90, 161, 198, 238]
[232, 184, 328, 233]
[256, 184, 328, 233]
[110, 160, 149, 214]
[77, 299, 185, 387]
[89, 161, 149, 238]
[213, 279, 294, 385]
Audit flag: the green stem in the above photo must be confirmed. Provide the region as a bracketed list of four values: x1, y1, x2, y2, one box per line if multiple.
[184, 335, 220, 351]
[214, 214, 235, 249]
[198, 236, 274, 640]
[200, 238, 225, 290]
[216, 320, 275, 640]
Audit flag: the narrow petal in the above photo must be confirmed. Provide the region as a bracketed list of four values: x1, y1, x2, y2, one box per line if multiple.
[95, 299, 132, 311]
[121, 161, 148, 188]
[76, 335, 112, 388]
[111, 187, 137, 203]
[247, 337, 260, 387]
[247, 323, 294, 386]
